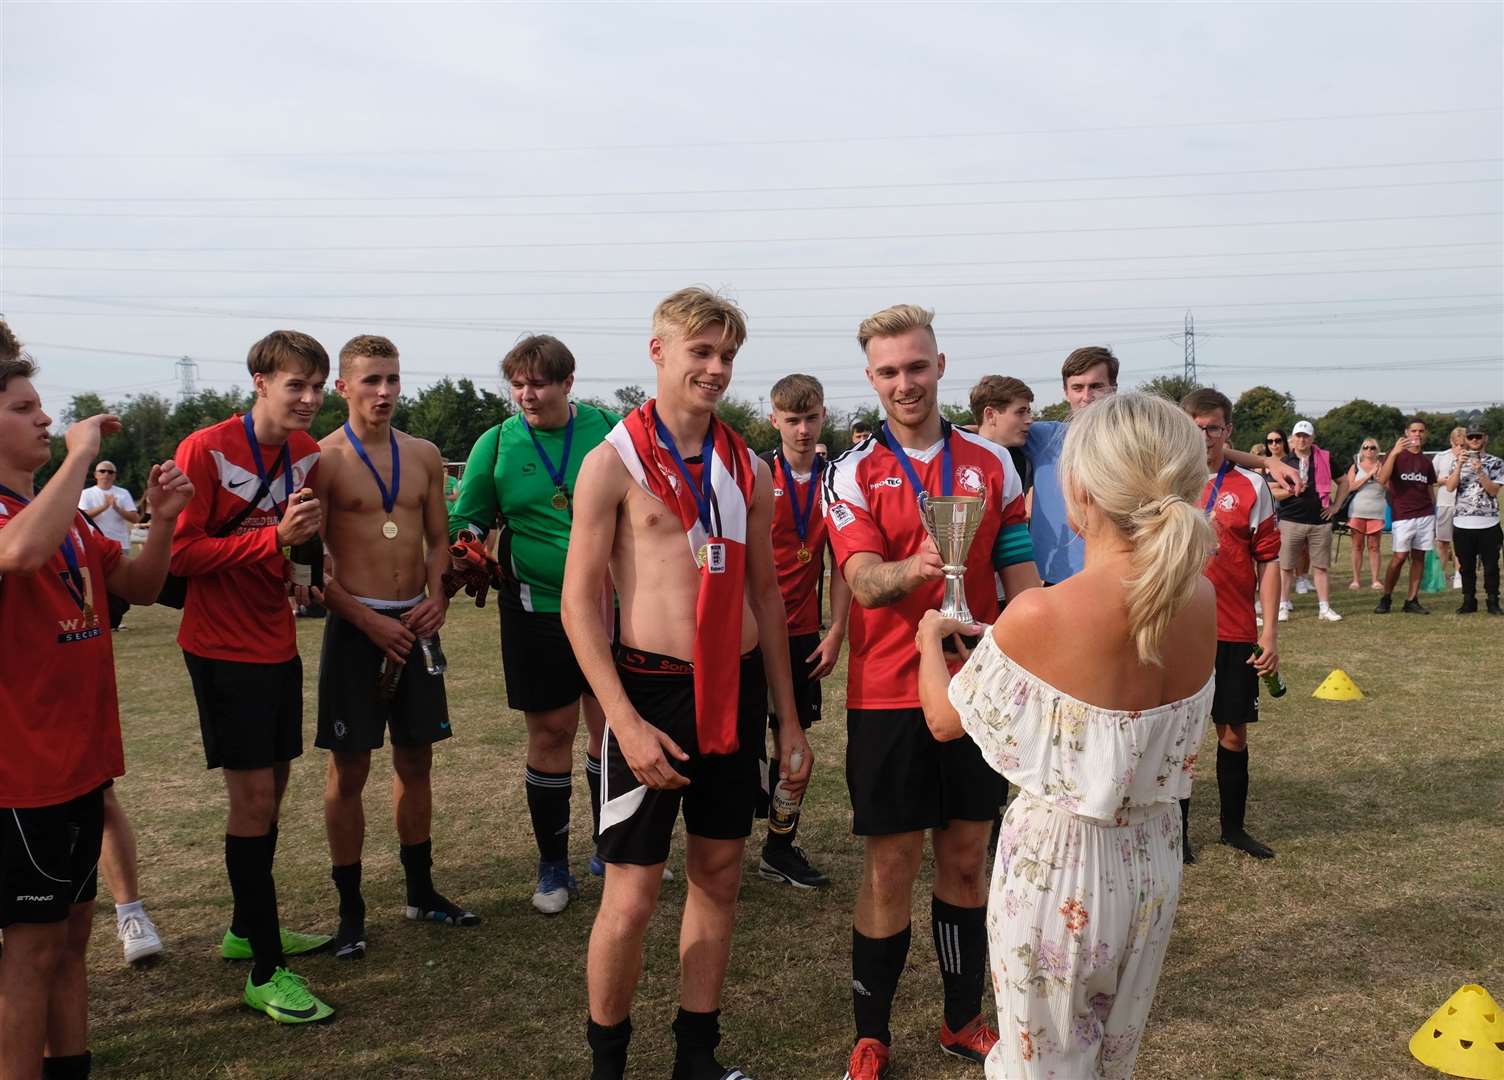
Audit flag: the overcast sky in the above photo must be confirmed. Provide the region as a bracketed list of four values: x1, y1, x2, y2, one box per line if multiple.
[3, 2, 1501, 424]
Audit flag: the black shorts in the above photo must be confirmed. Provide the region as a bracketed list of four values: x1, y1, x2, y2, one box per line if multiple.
[846, 708, 1003, 836]
[315, 606, 452, 753]
[768, 630, 823, 731]
[1211, 641, 1260, 727]
[500, 601, 591, 714]
[597, 646, 766, 866]
[185, 651, 303, 770]
[0, 785, 106, 927]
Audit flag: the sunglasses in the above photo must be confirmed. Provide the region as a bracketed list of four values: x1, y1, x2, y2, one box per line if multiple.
[1467, 434, 1486, 441]
[1361, 445, 1378, 450]
[96, 468, 116, 474]
[1265, 437, 1285, 445]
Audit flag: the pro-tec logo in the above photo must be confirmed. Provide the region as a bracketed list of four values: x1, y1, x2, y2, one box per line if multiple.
[955, 465, 984, 494]
[869, 477, 903, 490]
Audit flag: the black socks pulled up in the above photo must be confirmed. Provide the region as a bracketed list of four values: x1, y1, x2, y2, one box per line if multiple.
[852, 924, 911, 1046]
[225, 831, 282, 985]
[931, 897, 987, 1031]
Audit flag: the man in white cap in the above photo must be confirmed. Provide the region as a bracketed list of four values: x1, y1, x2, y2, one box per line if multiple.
[1269, 420, 1346, 623]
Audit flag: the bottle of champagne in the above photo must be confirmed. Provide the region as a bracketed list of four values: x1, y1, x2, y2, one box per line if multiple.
[376, 655, 404, 702]
[1250, 644, 1286, 698]
[288, 535, 323, 590]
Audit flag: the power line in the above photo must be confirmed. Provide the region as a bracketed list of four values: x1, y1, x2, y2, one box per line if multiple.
[9, 105, 1497, 159]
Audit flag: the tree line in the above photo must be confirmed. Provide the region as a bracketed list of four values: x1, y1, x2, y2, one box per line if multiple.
[47, 376, 1503, 500]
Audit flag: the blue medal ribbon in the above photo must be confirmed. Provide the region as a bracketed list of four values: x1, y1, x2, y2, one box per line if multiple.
[342, 420, 400, 514]
[777, 450, 823, 544]
[242, 412, 294, 514]
[0, 482, 89, 614]
[1204, 459, 1233, 514]
[523, 409, 575, 504]
[653, 412, 716, 533]
[882, 420, 953, 501]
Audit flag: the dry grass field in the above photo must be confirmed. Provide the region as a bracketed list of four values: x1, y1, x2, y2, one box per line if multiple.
[84, 545, 1501, 1079]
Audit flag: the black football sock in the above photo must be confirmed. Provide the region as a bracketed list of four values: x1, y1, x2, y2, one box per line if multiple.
[332, 861, 365, 926]
[587, 1016, 632, 1080]
[1217, 745, 1250, 836]
[400, 839, 436, 908]
[41, 1053, 91, 1079]
[585, 753, 603, 845]
[852, 924, 911, 1046]
[932, 896, 987, 1031]
[525, 767, 572, 864]
[670, 1007, 725, 1080]
[227, 832, 282, 984]
[1179, 798, 1195, 862]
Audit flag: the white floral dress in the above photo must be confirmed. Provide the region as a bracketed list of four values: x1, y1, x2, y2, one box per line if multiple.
[947, 633, 1213, 1079]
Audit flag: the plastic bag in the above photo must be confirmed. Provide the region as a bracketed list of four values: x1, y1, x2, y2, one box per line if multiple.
[1421, 548, 1448, 593]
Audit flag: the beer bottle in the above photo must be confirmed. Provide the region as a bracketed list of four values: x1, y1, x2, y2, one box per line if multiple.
[1250, 644, 1286, 698]
[768, 749, 805, 834]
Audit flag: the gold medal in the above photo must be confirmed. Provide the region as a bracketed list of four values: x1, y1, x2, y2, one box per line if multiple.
[551, 489, 569, 511]
[796, 545, 812, 565]
[382, 519, 399, 540]
[695, 544, 709, 568]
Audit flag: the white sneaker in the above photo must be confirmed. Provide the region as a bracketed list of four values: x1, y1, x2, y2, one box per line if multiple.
[118, 912, 163, 965]
[1453, 571, 1463, 589]
[1295, 576, 1312, 594]
[1317, 606, 1343, 622]
[1277, 606, 1290, 622]
[1280, 599, 1294, 612]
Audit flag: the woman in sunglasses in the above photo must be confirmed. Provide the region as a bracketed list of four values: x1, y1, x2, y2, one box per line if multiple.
[1345, 438, 1387, 589]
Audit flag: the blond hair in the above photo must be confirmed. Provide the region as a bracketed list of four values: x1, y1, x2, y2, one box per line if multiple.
[339, 334, 398, 374]
[652, 287, 747, 349]
[1060, 392, 1215, 666]
[857, 304, 936, 354]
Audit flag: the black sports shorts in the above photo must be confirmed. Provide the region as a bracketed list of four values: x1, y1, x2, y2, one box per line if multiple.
[768, 630, 824, 731]
[597, 645, 766, 866]
[316, 605, 452, 753]
[846, 707, 1003, 836]
[1211, 640, 1260, 728]
[499, 600, 591, 714]
[0, 785, 106, 927]
[184, 651, 303, 770]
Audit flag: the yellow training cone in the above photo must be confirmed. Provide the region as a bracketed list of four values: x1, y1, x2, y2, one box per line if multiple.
[1410, 984, 1504, 1079]
[1312, 669, 1363, 701]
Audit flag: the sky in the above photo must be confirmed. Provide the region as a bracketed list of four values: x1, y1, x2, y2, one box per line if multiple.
[3, 2, 1501, 423]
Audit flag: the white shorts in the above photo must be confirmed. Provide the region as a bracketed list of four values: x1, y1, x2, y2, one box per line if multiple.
[1392, 516, 1436, 554]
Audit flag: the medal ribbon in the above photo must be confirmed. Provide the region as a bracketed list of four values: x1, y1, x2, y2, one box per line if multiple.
[777, 450, 822, 544]
[343, 420, 400, 515]
[652, 413, 717, 534]
[0, 482, 89, 613]
[882, 421, 953, 501]
[1204, 459, 1233, 514]
[523, 410, 575, 502]
[242, 412, 294, 515]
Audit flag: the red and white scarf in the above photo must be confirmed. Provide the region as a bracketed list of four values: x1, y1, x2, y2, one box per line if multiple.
[606, 400, 757, 754]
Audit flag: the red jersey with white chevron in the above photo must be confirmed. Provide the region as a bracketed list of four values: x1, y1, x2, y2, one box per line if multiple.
[824, 422, 1026, 709]
[171, 414, 319, 663]
[1202, 461, 1281, 644]
[764, 450, 828, 636]
[0, 497, 125, 807]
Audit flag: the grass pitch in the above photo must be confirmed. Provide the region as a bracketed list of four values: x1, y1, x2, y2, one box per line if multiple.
[88, 548, 1501, 1078]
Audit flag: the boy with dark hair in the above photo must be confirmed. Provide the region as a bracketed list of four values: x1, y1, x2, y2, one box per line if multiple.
[756, 373, 851, 889]
[0, 324, 194, 1078]
[1182, 388, 1283, 862]
[171, 329, 335, 1023]
[1375, 418, 1438, 614]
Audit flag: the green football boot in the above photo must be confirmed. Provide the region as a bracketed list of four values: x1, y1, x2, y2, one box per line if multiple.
[242, 967, 334, 1024]
[221, 927, 334, 961]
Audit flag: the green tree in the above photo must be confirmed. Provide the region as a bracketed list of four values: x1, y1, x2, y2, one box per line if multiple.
[1476, 404, 1504, 441]
[716, 395, 776, 453]
[404, 378, 510, 461]
[1314, 399, 1405, 467]
[1037, 400, 1070, 422]
[614, 385, 647, 413]
[1137, 374, 1202, 404]
[940, 403, 974, 426]
[1231, 386, 1297, 451]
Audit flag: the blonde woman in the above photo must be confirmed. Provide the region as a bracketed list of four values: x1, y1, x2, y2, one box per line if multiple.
[1345, 438, 1387, 589]
[916, 393, 1216, 1079]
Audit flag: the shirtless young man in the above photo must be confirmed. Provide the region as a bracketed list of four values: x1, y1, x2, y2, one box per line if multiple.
[561, 288, 812, 1080]
[315, 335, 476, 962]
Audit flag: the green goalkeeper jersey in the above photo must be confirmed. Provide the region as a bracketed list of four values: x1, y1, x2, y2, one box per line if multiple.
[448, 403, 620, 613]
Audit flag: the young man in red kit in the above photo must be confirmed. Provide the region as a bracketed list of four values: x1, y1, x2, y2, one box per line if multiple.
[757, 373, 851, 889]
[0, 321, 194, 1080]
[1182, 390, 1283, 863]
[824, 305, 1039, 1079]
[171, 330, 335, 1024]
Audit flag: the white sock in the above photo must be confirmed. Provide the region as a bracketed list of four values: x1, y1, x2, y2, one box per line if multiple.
[116, 899, 145, 926]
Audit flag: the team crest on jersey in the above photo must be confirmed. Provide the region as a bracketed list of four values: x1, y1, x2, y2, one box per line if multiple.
[955, 465, 985, 494]
[1217, 492, 1238, 512]
[829, 503, 856, 530]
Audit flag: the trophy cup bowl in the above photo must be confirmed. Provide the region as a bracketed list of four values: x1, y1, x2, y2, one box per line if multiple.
[918, 493, 988, 625]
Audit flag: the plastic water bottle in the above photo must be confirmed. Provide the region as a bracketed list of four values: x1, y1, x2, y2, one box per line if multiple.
[1250, 644, 1287, 698]
[768, 749, 805, 834]
[419, 636, 447, 676]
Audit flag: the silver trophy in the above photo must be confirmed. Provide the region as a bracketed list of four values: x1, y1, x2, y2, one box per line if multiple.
[918, 493, 988, 625]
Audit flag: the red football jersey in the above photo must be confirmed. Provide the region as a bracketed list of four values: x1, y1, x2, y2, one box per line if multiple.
[0, 497, 125, 807]
[171, 414, 319, 664]
[1202, 462, 1281, 644]
[766, 451, 828, 636]
[824, 423, 1026, 709]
